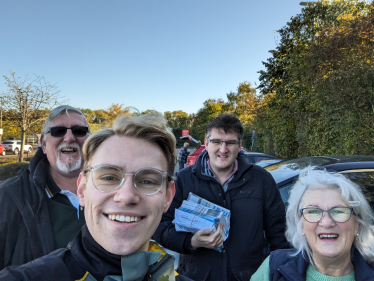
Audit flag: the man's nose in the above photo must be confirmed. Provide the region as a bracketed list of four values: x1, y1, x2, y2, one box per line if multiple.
[113, 175, 141, 205]
[63, 128, 76, 142]
[219, 142, 228, 152]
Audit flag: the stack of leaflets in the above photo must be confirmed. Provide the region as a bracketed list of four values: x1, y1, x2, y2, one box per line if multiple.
[173, 193, 231, 251]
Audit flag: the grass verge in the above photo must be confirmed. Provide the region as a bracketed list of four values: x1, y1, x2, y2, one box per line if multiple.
[0, 158, 31, 181]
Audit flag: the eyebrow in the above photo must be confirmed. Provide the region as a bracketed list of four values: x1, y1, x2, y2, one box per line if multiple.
[304, 204, 348, 208]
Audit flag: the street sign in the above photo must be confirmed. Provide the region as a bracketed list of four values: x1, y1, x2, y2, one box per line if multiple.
[182, 130, 189, 136]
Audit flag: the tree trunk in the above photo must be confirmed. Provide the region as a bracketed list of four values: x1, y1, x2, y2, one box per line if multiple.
[19, 130, 25, 163]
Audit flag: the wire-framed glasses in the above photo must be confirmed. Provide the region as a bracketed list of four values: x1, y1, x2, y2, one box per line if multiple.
[84, 165, 175, 195]
[207, 138, 240, 147]
[300, 207, 354, 223]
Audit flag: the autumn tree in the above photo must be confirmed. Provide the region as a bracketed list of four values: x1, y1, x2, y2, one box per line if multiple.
[256, 0, 373, 157]
[190, 99, 225, 143]
[164, 110, 191, 146]
[2, 72, 61, 162]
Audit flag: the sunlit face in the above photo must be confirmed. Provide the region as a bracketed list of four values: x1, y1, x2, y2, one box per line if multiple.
[41, 112, 88, 175]
[77, 135, 175, 255]
[204, 128, 241, 174]
[301, 188, 359, 264]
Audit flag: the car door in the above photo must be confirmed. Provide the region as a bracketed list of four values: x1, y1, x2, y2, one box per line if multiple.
[340, 169, 374, 211]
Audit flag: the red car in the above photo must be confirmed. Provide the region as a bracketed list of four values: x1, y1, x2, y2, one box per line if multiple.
[0, 143, 5, 156]
[180, 135, 205, 167]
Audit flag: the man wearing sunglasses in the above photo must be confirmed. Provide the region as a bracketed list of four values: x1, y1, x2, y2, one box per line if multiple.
[0, 105, 90, 269]
[154, 114, 289, 281]
[0, 112, 194, 281]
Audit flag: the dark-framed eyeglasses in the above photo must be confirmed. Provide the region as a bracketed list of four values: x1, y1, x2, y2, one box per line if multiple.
[84, 165, 175, 195]
[300, 207, 354, 223]
[207, 138, 240, 147]
[47, 126, 89, 137]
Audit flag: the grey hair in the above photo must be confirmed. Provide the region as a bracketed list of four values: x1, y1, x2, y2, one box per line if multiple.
[41, 105, 90, 137]
[286, 169, 374, 265]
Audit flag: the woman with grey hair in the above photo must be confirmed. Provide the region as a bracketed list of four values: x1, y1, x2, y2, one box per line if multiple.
[251, 169, 374, 280]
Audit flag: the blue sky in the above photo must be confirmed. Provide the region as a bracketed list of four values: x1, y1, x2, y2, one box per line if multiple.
[0, 0, 303, 115]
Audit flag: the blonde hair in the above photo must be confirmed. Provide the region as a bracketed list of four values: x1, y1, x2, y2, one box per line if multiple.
[82, 111, 177, 177]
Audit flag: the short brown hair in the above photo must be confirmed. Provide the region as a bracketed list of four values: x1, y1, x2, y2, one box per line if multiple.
[82, 111, 177, 177]
[205, 114, 243, 141]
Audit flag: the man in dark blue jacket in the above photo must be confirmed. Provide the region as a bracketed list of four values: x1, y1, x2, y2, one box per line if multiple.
[0, 105, 89, 270]
[153, 114, 289, 281]
[178, 142, 190, 169]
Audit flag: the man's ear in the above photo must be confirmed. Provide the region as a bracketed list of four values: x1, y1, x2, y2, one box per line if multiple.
[77, 173, 87, 207]
[163, 181, 176, 213]
[40, 134, 47, 154]
[204, 138, 209, 147]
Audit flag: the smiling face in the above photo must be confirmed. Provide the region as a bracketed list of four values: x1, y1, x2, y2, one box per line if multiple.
[77, 135, 175, 255]
[204, 128, 241, 174]
[41, 111, 88, 175]
[301, 188, 359, 265]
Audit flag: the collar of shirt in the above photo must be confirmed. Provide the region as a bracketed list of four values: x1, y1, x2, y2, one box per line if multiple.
[207, 159, 238, 187]
[45, 168, 81, 219]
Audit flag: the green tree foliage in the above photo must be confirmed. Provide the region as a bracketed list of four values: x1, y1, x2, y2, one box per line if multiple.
[190, 99, 225, 143]
[164, 110, 191, 146]
[256, 0, 373, 157]
[223, 82, 259, 149]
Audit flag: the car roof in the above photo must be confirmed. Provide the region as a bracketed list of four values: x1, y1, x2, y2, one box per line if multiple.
[265, 156, 374, 186]
[255, 158, 284, 167]
[244, 152, 276, 157]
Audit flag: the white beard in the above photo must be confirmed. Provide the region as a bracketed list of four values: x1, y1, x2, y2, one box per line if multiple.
[56, 143, 82, 173]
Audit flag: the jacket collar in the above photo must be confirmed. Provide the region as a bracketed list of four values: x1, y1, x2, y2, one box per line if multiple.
[30, 148, 49, 191]
[276, 251, 308, 281]
[277, 249, 374, 281]
[69, 226, 175, 281]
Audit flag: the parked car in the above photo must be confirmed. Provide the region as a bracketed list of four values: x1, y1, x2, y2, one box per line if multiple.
[264, 156, 374, 210]
[2, 140, 33, 155]
[0, 143, 5, 156]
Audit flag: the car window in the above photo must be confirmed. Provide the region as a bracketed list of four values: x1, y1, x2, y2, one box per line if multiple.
[254, 156, 272, 163]
[265, 157, 338, 184]
[279, 182, 295, 204]
[3, 141, 13, 144]
[341, 171, 374, 211]
[17, 142, 21, 145]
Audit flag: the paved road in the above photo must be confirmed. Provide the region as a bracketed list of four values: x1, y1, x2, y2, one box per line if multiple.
[0, 146, 37, 159]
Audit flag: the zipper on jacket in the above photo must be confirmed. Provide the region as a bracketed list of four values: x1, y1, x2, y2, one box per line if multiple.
[146, 253, 173, 279]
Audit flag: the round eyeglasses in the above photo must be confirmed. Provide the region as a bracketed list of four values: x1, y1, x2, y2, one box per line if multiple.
[300, 207, 354, 223]
[207, 138, 240, 147]
[84, 165, 175, 195]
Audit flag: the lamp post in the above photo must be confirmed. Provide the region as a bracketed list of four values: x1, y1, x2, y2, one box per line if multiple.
[0, 96, 3, 143]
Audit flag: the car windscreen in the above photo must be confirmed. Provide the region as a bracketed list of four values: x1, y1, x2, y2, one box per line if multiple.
[3, 141, 13, 144]
[265, 157, 338, 184]
[255, 159, 282, 168]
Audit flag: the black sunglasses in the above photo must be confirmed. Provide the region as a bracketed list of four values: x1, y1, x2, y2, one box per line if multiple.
[47, 126, 89, 137]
